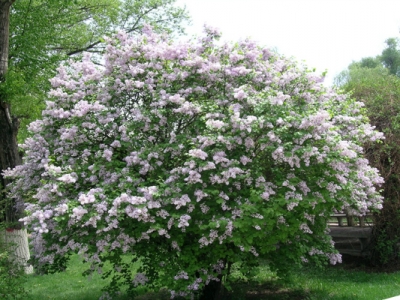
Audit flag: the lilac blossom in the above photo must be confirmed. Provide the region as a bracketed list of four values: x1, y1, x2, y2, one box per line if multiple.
[132, 273, 149, 287]
[178, 214, 191, 229]
[188, 149, 208, 160]
[57, 173, 77, 184]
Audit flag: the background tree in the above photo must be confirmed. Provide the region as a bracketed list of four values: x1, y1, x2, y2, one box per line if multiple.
[336, 37, 400, 81]
[381, 38, 400, 76]
[336, 55, 400, 267]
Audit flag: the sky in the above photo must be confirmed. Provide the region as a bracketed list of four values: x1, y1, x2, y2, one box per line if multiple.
[175, 0, 400, 86]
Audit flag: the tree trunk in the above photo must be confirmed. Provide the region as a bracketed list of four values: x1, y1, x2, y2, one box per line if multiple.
[0, 0, 20, 224]
[0, 0, 30, 274]
[0, 1, 13, 77]
[199, 276, 228, 300]
[0, 102, 21, 224]
[1, 228, 33, 274]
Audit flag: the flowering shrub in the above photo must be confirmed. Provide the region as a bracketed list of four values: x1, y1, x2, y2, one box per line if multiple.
[4, 25, 384, 298]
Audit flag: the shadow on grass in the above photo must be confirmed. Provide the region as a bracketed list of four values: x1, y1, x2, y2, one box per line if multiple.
[134, 283, 309, 300]
[229, 281, 309, 300]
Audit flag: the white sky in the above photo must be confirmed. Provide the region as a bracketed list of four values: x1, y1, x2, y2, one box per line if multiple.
[175, 0, 400, 86]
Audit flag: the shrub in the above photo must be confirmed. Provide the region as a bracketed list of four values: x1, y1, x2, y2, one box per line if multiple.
[339, 67, 400, 267]
[4, 26, 384, 298]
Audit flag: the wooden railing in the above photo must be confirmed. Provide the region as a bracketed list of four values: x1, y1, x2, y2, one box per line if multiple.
[329, 213, 373, 227]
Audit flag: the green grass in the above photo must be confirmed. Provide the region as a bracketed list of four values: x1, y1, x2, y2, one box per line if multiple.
[23, 255, 400, 300]
[24, 254, 132, 300]
[290, 265, 400, 300]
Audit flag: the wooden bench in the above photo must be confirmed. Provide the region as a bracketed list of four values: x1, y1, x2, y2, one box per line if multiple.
[328, 213, 374, 256]
[329, 226, 372, 256]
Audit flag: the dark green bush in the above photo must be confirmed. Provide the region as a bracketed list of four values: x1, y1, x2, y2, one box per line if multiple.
[340, 67, 400, 267]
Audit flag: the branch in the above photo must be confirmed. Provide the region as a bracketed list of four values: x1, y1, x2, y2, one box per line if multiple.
[123, 5, 158, 34]
[20, 0, 33, 38]
[0, 1, 16, 9]
[66, 40, 102, 56]
[66, 5, 157, 56]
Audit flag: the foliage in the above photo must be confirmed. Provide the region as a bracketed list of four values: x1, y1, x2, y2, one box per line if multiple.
[4, 26, 384, 298]
[337, 65, 400, 267]
[381, 38, 400, 76]
[2, 0, 189, 142]
[0, 224, 28, 300]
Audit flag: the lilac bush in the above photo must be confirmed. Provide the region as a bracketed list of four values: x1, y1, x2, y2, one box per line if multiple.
[5, 25, 384, 298]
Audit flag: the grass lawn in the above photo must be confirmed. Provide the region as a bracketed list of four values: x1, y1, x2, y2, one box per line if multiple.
[290, 265, 400, 300]
[24, 254, 130, 300]
[22, 254, 400, 300]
